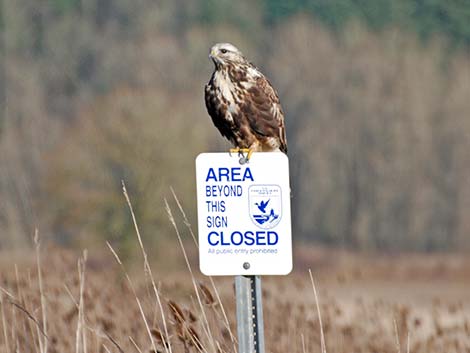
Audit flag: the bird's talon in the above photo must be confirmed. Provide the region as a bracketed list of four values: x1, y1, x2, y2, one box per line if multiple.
[228, 148, 252, 164]
[229, 148, 238, 157]
[240, 148, 252, 164]
[246, 149, 253, 160]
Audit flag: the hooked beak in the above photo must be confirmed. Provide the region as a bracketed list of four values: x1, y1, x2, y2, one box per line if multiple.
[209, 49, 221, 67]
[209, 48, 217, 60]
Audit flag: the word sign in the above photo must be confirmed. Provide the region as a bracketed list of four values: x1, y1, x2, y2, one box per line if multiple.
[195, 152, 292, 276]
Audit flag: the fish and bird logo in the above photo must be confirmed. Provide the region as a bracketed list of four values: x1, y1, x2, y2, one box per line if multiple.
[248, 185, 282, 229]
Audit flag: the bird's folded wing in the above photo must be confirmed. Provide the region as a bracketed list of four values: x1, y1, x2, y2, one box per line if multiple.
[242, 76, 287, 152]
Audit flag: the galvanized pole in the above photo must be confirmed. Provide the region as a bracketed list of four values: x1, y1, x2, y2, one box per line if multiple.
[235, 275, 265, 353]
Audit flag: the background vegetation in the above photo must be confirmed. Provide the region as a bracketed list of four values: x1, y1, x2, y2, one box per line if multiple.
[1, 0, 470, 252]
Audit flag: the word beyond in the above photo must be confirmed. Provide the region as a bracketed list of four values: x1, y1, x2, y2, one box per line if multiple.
[206, 185, 242, 197]
[208, 230, 279, 246]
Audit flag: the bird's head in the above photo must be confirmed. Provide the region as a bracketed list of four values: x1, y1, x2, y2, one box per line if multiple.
[209, 43, 246, 69]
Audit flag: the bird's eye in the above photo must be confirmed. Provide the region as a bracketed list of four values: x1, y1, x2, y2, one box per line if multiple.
[220, 49, 228, 54]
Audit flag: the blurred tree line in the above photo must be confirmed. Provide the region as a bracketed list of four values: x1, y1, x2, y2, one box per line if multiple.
[0, 0, 469, 253]
[264, 0, 470, 47]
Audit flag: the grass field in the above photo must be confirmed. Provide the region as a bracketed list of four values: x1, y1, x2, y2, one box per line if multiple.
[0, 242, 469, 353]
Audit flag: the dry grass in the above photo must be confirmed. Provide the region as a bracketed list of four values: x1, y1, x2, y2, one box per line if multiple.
[0, 244, 469, 353]
[0, 193, 469, 352]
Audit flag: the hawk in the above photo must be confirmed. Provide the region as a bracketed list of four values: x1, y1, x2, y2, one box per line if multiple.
[204, 43, 287, 158]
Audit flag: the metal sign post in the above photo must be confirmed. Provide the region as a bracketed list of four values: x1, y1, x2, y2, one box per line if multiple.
[236, 275, 265, 353]
[195, 152, 292, 353]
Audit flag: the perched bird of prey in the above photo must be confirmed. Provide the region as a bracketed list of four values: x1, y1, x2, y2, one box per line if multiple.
[205, 43, 287, 158]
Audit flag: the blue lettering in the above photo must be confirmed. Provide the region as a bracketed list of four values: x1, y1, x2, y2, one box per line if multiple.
[232, 168, 241, 181]
[206, 200, 226, 212]
[267, 231, 279, 245]
[244, 231, 255, 245]
[243, 168, 254, 182]
[231, 231, 243, 245]
[256, 231, 266, 245]
[220, 232, 230, 246]
[205, 167, 254, 182]
[219, 168, 230, 181]
[208, 231, 219, 246]
[207, 215, 228, 228]
[207, 230, 279, 246]
[205, 185, 243, 197]
[206, 168, 217, 182]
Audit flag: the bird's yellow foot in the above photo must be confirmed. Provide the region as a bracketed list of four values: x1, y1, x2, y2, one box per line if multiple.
[229, 148, 253, 164]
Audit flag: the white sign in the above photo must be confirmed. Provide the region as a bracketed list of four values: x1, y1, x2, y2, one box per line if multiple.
[195, 152, 292, 276]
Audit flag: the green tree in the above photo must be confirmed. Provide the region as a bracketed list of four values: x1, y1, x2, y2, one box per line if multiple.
[263, 0, 470, 47]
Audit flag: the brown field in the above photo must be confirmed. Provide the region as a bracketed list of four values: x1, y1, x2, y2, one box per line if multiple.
[0, 243, 469, 353]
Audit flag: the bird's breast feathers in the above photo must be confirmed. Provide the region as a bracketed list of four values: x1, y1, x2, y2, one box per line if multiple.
[213, 70, 236, 104]
[213, 65, 261, 99]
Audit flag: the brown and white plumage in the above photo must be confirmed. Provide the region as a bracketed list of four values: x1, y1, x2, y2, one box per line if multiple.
[204, 43, 287, 153]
